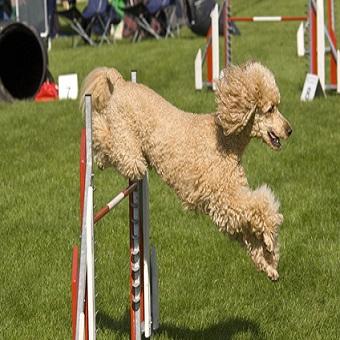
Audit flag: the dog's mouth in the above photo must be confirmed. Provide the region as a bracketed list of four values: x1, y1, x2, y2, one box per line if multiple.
[267, 131, 281, 149]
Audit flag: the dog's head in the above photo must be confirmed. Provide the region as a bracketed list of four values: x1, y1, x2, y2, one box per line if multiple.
[215, 62, 292, 150]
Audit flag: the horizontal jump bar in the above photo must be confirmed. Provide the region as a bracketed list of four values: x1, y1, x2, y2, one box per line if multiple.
[228, 16, 307, 22]
[94, 182, 138, 223]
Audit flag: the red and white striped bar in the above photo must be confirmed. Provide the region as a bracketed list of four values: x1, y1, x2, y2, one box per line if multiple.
[228, 16, 307, 22]
[94, 183, 138, 223]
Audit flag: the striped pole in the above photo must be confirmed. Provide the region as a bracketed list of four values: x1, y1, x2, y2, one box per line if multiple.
[129, 181, 142, 340]
[94, 183, 138, 223]
[224, 0, 232, 66]
[129, 70, 142, 340]
[228, 16, 308, 22]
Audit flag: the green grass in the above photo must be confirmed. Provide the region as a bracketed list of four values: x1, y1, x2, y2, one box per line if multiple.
[0, 0, 340, 338]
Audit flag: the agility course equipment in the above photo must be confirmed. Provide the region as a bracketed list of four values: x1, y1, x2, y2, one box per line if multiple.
[0, 22, 48, 101]
[194, 3, 219, 90]
[71, 71, 159, 340]
[194, 1, 308, 90]
[302, 0, 339, 96]
[224, 0, 308, 66]
[225, 0, 339, 97]
[195, 0, 339, 97]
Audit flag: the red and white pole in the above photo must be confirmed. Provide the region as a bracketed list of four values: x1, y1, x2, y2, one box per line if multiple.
[94, 183, 138, 223]
[228, 16, 308, 22]
[327, 0, 337, 86]
[310, 0, 318, 75]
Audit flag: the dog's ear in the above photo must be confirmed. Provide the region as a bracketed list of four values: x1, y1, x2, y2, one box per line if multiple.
[215, 64, 258, 136]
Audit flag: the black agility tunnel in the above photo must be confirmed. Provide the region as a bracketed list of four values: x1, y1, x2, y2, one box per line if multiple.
[0, 22, 48, 101]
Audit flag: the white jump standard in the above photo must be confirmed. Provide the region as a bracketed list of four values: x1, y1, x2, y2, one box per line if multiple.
[71, 75, 160, 340]
[195, 0, 340, 99]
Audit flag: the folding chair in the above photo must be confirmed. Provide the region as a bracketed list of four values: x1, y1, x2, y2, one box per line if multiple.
[57, 5, 96, 46]
[161, 0, 179, 38]
[57, 0, 121, 46]
[122, 0, 176, 42]
[82, 0, 121, 45]
[146, 0, 179, 38]
[123, 1, 161, 41]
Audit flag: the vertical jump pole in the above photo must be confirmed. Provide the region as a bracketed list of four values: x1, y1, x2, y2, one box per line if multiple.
[337, 50, 340, 93]
[141, 174, 152, 338]
[206, 27, 213, 86]
[309, 0, 318, 75]
[80, 128, 86, 223]
[75, 95, 96, 340]
[316, 0, 326, 90]
[194, 49, 203, 90]
[129, 70, 142, 340]
[129, 181, 142, 340]
[327, 0, 337, 85]
[72, 127, 87, 340]
[84, 94, 96, 340]
[211, 4, 220, 90]
[224, 0, 231, 66]
[71, 246, 79, 340]
[297, 22, 305, 57]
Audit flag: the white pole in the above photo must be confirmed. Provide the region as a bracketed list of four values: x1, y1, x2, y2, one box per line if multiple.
[86, 186, 96, 340]
[253, 16, 282, 21]
[15, 0, 19, 21]
[316, 0, 325, 90]
[194, 49, 203, 90]
[76, 95, 93, 340]
[131, 70, 137, 83]
[211, 4, 219, 91]
[150, 246, 159, 331]
[79, 313, 85, 340]
[142, 175, 152, 338]
[297, 22, 305, 57]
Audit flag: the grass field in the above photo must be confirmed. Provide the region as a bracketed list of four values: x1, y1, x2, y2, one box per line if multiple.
[0, 0, 339, 339]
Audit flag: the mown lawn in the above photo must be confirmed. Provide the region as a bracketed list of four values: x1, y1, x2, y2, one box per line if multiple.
[0, 1, 339, 339]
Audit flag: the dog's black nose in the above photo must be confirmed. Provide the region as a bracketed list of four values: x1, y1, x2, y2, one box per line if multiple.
[286, 127, 293, 136]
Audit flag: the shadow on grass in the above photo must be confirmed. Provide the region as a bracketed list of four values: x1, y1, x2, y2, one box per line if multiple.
[97, 310, 265, 339]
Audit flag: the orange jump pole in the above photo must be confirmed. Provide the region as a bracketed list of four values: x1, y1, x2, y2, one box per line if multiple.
[327, 0, 337, 85]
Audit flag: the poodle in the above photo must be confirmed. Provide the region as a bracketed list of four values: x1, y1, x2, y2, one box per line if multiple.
[81, 62, 292, 281]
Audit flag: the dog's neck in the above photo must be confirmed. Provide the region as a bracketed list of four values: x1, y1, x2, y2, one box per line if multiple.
[216, 124, 252, 161]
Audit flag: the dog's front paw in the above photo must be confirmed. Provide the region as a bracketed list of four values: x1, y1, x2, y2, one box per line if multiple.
[267, 267, 279, 281]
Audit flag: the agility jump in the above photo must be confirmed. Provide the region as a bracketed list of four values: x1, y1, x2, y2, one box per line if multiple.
[71, 72, 159, 340]
[195, 0, 340, 96]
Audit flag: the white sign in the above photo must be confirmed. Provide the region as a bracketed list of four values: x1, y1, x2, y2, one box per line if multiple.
[300, 73, 325, 101]
[58, 73, 78, 100]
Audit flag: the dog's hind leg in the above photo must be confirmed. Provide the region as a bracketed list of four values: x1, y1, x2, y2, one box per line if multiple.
[92, 114, 147, 180]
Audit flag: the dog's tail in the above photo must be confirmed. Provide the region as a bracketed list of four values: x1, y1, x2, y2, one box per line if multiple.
[80, 67, 123, 113]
